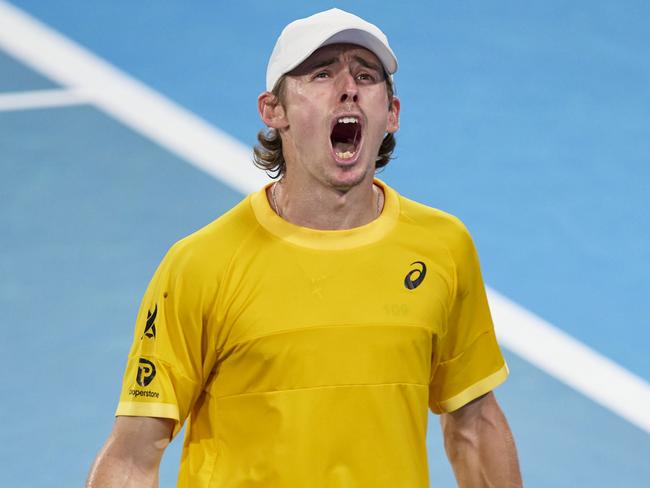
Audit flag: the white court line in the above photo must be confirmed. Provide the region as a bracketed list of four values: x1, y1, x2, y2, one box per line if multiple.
[489, 289, 650, 433]
[0, 0, 267, 195]
[0, 88, 89, 111]
[1, 0, 648, 434]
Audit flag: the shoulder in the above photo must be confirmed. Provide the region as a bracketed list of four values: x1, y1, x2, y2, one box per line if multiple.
[161, 194, 261, 279]
[396, 192, 474, 250]
[391, 191, 483, 292]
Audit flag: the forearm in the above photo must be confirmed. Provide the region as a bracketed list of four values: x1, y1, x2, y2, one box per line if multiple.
[441, 393, 522, 488]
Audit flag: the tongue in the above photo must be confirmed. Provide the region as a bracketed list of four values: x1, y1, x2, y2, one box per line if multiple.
[333, 140, 356, 154]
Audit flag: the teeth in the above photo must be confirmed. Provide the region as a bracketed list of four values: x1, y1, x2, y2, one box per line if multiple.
[336, 151, 356, 159]
[337, 116, 359, 124]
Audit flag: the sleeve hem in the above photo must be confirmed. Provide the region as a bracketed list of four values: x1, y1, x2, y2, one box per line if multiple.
[115, 401, 180, 421]
[432, 362, 509, 413]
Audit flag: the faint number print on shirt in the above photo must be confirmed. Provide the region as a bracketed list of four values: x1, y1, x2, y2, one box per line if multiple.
[384, 303, 409, 316]
[141, 304, 157, 340]
[136, 358, 156, 387]
[404, 261, 427, 290]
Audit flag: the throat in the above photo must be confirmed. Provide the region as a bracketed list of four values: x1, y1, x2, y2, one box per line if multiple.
[270, 180, 382, 230]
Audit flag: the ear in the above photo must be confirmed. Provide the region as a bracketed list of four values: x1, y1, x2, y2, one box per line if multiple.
[386, 96, 400, 134]
[258, 92, 289, 129]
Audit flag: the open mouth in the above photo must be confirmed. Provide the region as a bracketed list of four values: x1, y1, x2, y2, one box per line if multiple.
[330, 116, 362, 161]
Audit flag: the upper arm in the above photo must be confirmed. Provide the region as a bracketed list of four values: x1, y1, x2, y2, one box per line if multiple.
[115, 242, 221, 437]
[440, 392, 498, 430]
[429, 221, 508, 413]
[109, 416, 175, 462]
[439, 393, 522, 487]
[439, 391, 509, 447]
[86, 416, 174, 487]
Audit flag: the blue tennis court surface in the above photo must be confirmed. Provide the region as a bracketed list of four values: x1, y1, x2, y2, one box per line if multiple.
[1, 1, 649, 486]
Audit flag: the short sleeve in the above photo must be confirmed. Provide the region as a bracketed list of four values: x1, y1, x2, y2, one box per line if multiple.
[115, 242, 220, 436]
[429, 222, 508, 414]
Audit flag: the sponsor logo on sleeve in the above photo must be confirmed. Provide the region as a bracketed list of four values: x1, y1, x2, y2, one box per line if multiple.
[129, 358, 160, 399]
[141, 304, 157, 340]
[136, 358, 156, 387]
[128, 388, 160, 399]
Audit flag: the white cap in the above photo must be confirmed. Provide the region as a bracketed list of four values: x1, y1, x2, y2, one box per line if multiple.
[266, 8, 398, 91]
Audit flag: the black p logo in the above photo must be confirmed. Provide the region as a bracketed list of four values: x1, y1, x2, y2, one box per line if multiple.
[404, 261, 427, 290]
[136, 358, 156, 387]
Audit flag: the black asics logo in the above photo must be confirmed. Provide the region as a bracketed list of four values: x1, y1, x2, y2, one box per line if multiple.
[142, 304, 157, 339]
[404, 261, 427, 289]
[136, 358, 156, 387]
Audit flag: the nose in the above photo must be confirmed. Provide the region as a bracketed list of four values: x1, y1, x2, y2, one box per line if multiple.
[338, 72, 358, 104]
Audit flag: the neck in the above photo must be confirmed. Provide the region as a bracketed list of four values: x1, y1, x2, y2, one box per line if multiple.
[268, 176, 384, 230]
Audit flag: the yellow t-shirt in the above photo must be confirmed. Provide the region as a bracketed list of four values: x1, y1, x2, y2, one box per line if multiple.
[116, 179, 508, 487]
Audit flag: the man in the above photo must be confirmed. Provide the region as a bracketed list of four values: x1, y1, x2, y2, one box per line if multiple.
[86, 8, 522, 487]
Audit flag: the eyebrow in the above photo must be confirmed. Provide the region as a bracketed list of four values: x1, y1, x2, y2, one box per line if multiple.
[303, 57, 339, 71]
[352, 55, 382, 72]
[303, 55, 383, 73]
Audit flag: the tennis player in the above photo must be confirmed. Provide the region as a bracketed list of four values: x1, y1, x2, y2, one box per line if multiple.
[86, 8, 522, 487]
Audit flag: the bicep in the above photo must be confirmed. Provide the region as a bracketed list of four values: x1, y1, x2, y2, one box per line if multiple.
[439, 393, 522, 487]
[439, 392, 501, 437]
[110, 416, 175, 457]
[86, 417, 174, 487]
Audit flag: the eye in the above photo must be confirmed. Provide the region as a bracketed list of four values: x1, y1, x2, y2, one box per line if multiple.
[313, 71, 330, 79]
[356, 72, 376, 82]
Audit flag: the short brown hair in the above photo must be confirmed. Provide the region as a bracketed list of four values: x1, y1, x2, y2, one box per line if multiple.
[253, 76, 397, 179]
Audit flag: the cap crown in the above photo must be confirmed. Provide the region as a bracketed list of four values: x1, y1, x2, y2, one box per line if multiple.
[266, 8, 397, 91]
